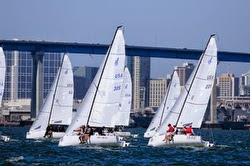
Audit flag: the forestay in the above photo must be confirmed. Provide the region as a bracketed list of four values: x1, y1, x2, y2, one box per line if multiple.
[114, 67, 132, 126]
[145, 70, 180, 135]
[0, 47, 6, 105]
[155, 35, 217, 135]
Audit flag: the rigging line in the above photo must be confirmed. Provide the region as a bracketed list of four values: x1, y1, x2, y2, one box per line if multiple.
[86, 26, 122, 126]
[175, 35, 215, 127]
[47, 54, 66, 127]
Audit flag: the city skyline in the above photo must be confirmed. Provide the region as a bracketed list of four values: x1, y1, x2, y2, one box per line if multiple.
[0, 1, 250, 78]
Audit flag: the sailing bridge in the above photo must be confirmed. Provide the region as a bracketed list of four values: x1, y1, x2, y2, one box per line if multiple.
[1, 39, 250, 119]
[217, 96, 250, 110]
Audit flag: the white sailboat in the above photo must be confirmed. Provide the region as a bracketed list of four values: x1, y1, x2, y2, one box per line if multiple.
[26, 54, 74, 139]
[59, 26, 128, 147]
[144, 70, 180, 138]
[114, 67, 132, 137]
[148, 35, 217, 147]
[0, 47, 9, 142]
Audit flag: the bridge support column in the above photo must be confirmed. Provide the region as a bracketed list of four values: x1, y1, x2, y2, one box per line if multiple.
[210, 80, 217, 123]
[30, 52, 44, 119]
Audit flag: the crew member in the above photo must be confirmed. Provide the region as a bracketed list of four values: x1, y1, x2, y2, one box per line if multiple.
[186, 125, 194, 135]
[165, 124, 174, 143]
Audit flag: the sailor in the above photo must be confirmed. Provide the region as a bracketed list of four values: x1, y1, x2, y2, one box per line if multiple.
[78, 125, 85, 144]
[181, 126, 187, 135]
[165, 124, 174, 142]
[44, 125, 53, 138]
[83, 125, 92, 143]
[186, 125, 194, 135]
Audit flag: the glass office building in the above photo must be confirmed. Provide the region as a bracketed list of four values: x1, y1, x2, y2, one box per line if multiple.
[3, 51, 61, 101]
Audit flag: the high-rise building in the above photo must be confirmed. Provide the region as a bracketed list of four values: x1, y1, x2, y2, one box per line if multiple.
[174, 62, 194, 87]
[73, 66, 98, 99]
[3, 51, 61, 101]
[127, 56, 150, 113]
[149, 78, 170, 110]
[217, 74, 239, 98]
[239, 70, 250, 96]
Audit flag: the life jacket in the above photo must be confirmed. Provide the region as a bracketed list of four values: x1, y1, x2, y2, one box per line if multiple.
[186, 127, 192, 134]
[167, 126, 174, 132]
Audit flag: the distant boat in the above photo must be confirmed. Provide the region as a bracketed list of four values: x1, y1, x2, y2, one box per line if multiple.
[59, 26, 129, 147]
[0, 47, 9, 142]
[144, 70, 180, 138]
[26, 54, 74, 139]
[148, 35, 217, 147]
[114, 67, 133, 137]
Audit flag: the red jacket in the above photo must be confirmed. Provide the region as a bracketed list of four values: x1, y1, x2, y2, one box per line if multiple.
[167, 126, 174, 132]
[186, 127, 192, 134]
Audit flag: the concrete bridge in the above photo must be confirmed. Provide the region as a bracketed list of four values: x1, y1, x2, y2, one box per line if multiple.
[1, 39, 250, 120]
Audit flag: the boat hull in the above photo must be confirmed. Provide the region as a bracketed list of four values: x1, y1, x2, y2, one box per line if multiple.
[0, 135, 10, 142]
[59, 133, 128, 147]
[148, 134, 204, 147]
[26, 131, 65, 139]
[114, 131, 131, 137]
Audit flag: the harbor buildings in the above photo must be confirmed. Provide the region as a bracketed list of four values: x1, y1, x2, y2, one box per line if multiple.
[127, 56, 150, 113]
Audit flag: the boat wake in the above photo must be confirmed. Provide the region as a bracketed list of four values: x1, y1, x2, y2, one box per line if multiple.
[6, 156, 24, 163]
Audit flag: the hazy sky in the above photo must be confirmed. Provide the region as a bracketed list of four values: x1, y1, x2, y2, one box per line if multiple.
[1, 0, 250, 78]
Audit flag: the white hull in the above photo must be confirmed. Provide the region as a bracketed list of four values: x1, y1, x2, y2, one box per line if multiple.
[114, 131, 131, 137]
[59, 133, 129, 147]
[0, 135, 10, 142]
[148, 134, 205, 147]
[26, 131, 65, 139]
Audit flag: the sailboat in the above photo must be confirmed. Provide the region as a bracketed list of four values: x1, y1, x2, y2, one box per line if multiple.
[59, 26, 128, 147]
[144, 70, 180, 138]
[0, 47, 10, 142]
[26, 54, 74, 139]
[148, 35, 217, 147]
[114, 67, 133, 137]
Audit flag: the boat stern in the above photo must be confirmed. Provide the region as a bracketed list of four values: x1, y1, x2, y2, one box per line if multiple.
[26, 131, 46, 139]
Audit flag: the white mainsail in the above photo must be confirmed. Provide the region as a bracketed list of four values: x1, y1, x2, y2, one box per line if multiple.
[62, 26, 125, 141]
[114, 67, 132, 126]
[155, 35, 217, 136]
[49, 55, 74, 125]
[0, 47, 6, 105]
[144, 70, 180, 137]
[28, 54, 73, 134]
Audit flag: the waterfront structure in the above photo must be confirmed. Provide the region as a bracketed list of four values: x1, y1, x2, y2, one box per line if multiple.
[217, 74, 239, 99]
[127, 56, 150, 113]
[3, 51, 61, 116]
[73, 66, 98, 99]
[239, 70, 250, 96]
[174, 62, 194, 87]
[149, 78, 170, 110]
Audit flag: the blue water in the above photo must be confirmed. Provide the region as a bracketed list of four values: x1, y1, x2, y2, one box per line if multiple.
[0, 127, 249, 165]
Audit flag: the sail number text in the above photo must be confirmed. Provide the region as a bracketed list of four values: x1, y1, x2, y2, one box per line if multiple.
[114, 85, 121, 91]
[115, 73, 123, 79]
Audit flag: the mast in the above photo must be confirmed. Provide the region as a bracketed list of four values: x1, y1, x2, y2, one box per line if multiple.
[175, 35, 215, 127]
[86, 26, 123, 126]
[47, 54, 66, 127]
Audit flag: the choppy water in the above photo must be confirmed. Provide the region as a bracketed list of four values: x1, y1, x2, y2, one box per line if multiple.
[0, 127, 249, 165]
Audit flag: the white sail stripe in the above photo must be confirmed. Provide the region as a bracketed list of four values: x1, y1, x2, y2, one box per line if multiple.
[204, 54, 217, 57]
[196, 77, 215, 81]
[185, 102, 208, 105]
